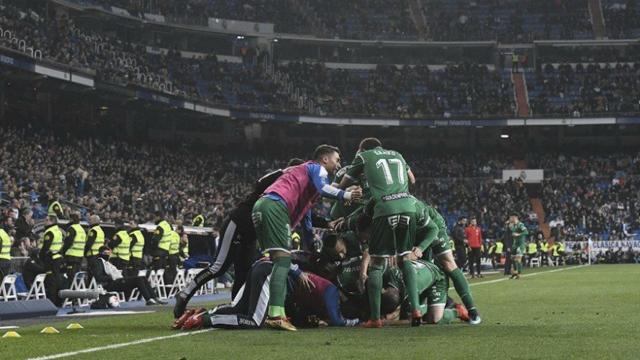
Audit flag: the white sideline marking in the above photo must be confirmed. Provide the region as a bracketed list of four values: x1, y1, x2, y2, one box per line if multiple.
[26, 329, 215, 360]
[457, 265, 588, 289]
[29, 266, 588, 360]
[0, 326, 19, 330]
[59, 310, 156, 317]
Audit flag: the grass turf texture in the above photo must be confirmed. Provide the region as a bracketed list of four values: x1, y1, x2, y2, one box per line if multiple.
[2, 264, 638, 359]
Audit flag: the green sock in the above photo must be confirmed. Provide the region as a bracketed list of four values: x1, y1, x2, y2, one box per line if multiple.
[450, 268, 476, 311]
[517, 261, 523, 274]
[401, 259, 420, 313]
[436, 309, 459, 325]
[267, 256, 291, 318]
[366, 264, 384, 320]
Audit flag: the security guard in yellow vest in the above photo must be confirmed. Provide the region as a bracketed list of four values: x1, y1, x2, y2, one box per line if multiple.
[109, 221, 132, 272]
[129, 221, 146, 275]
[0, 225, 13, 277]
[492, 240, 504, 269]
[165, 226, 182, 285]
[557, 241, 566, 265]
[192, 214, 205, 227]
[526, 240, 539, 266]
[152, 213, 173, 271]
[48, 200, 64, 218]
[85, 215, 105, 257]
[540, 239, 550, 266]
[39, 215, 65, 275]
[62, 213, 86, 279]
[84, 215, 105, 272]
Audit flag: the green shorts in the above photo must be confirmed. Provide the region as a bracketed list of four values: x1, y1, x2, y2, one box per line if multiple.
[425, 276, 448, 306]
[431, 231, 452, 257]
[512, 245, 525, 256]
[369, 212, 416, 257]
[252, 197, 292, 253]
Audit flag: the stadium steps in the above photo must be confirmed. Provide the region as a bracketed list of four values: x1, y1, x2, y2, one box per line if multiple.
[514, 159, 550, 239]
[530, 198, 551, 239]
[588, 0, 607, 39]
[511, 72, 530, 118]
[408, 0, 428, 40]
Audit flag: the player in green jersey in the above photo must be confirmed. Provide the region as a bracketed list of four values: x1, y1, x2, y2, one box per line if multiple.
[412, 198, 482, 324]
[508, 213, 528, 279]
[338, 137, 422, 328]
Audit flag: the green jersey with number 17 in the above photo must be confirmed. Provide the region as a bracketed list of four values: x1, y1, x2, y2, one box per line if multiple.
[346, 146, 414, 218]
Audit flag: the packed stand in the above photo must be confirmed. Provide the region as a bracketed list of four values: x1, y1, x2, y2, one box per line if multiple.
[602, 0, 640, 39]
[527, 63, 640, 117]
[536, 152, 640, 241]
[281, 62, 514, 118]
[422, 0, 593, 42]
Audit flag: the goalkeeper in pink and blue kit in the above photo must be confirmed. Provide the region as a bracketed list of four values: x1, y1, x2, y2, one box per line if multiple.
[250, 145, 362, 331]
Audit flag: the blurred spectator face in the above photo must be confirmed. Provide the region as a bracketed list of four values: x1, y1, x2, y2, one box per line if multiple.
[470, 218, 477, 226]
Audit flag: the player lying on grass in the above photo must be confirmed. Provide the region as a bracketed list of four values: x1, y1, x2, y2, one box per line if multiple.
[173, 257, 360, 330]
[173, 158, 304, 319]
[330, 196, 481, 324]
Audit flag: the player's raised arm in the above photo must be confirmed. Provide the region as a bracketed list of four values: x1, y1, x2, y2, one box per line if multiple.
[307, 162, 360, 201]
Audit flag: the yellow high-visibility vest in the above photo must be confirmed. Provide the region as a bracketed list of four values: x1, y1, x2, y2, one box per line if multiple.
[0, 229, 11, 260]
[112, 230, 132, 261]
[41, 225, 63, 260]
[87, 225, 105, 256]
[48, 201, 63, 217]
[168, 231, 180, 255]
[157, 221, 173, 252]
[130, 230, 145, 259]
[192, 215, 205, 227]
[65, 224, 86, 258]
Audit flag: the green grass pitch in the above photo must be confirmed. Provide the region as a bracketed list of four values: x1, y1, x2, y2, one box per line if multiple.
[2, 264, 639, 359]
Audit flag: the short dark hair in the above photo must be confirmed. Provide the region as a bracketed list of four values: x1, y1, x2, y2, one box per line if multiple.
[287, 158, 304, 167]
[359, 137, 382, 151]
[313, 144, 340, 160]
[381, 287, 400, 315]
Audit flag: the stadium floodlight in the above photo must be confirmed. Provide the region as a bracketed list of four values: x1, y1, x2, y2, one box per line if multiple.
[500, 134, 509, 139]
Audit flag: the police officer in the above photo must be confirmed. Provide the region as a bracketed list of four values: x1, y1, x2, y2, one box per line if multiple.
[129, 220, 146, 276]
[62, 213, 86, 279]
[0, 219, 13, 277]
[152, 212, 173, 271]
[192, 214, 205, 227]
[85, 215, 105, 271]
[109, 220, 132, 272]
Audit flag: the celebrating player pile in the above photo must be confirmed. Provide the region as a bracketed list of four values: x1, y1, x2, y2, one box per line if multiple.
[174, 138, 481, 331]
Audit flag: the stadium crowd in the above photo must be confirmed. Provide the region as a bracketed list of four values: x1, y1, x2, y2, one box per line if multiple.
[527, 63, 640, 117]
[280, 62, 514, 118]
